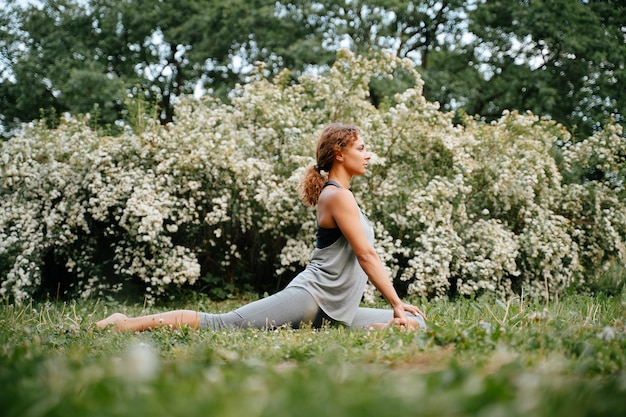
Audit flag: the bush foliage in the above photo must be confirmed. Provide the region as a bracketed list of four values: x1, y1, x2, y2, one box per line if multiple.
[1, 50, 625, 304]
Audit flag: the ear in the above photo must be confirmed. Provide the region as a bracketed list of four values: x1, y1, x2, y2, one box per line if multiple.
[335, 151, 343, 161]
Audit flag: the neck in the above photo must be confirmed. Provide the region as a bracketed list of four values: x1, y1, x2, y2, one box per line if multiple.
[328, 172, 351, 189]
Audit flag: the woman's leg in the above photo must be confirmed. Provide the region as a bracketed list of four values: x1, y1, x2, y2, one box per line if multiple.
[350, 307, 427, 331]
[199, 287, 328, 330]
[95, 310, 201, 331]
[96, 287, 326, 332]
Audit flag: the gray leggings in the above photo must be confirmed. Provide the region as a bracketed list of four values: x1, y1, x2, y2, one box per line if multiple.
[199, 286, 426, 331]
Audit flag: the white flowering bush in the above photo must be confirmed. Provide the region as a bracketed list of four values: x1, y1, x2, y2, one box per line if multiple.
[1, 50, 624, 304]
[560, 122, 626, 282]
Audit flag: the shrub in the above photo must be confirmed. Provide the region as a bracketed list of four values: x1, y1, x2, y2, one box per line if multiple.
[1, 50, 624, 304]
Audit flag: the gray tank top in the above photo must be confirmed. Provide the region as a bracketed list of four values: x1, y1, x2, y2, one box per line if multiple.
[287, 185, 374, 325]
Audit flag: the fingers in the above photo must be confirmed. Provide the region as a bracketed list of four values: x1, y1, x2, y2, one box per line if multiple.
[392, 317, 419, 331]
[404, 304, 427, 320]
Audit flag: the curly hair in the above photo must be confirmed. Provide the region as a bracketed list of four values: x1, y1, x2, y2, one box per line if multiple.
[297, 123, 361, 207]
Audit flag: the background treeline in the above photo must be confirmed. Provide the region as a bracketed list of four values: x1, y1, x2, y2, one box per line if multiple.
[1, 0, 624, 139]
[1, 51, 625, 305]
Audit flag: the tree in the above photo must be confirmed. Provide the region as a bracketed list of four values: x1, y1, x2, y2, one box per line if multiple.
[0, 0, 295, 135]
[1, 0, 624, 138]
[276, 0, 468, 105]
[465, 0, 626, 137]
[0, 0, 127, 134]
[289, 0, 625, 135]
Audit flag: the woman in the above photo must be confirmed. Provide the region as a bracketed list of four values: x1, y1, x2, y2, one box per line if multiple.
[96, 123, 426, 332]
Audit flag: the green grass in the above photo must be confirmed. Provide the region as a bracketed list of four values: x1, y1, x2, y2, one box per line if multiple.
[1, 292, 625, 417]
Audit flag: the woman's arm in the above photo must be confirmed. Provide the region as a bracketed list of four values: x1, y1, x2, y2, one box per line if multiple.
[322, 188, 426, 323]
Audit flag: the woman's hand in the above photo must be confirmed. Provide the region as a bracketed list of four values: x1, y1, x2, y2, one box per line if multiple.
[388, 303, 426, 331]
[369, 304, 427, 331]
[402, 303, 426, 319]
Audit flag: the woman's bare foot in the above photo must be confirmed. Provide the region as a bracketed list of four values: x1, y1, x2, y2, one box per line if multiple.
[96, 313, 128, 330]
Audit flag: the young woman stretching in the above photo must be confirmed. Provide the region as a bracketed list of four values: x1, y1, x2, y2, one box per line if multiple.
[96, 123, 426, 332]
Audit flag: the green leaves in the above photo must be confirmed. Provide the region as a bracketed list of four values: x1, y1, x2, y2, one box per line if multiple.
[466, 0, 626, 136]
[2, 1, 623, 138]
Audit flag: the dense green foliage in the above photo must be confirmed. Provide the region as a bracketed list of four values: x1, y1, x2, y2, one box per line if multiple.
[1, 293, 625, 416]
[1, 0, 623, 137]
[464, 0, 625, 135]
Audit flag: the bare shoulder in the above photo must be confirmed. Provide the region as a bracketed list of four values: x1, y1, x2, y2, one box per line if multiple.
[317, 186, 358, 228]
[318, 186, 355, 208]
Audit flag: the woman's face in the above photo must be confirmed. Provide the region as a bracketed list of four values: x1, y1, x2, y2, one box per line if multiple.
[340, 135, 371, 176]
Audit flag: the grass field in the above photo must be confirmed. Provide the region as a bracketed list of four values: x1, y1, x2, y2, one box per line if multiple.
[1, 291, 625, 417]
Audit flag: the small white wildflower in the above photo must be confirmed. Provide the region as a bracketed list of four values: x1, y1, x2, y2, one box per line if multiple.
[117, 341, 160, 382]
[598, 326, 615, 341]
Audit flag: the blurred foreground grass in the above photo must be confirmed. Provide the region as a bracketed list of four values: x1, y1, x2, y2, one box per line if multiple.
[1, 292, 625, 417]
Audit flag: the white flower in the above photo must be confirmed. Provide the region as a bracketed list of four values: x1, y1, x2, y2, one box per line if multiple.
[598, 326, 615, 342]
[116, 341, 160, 382]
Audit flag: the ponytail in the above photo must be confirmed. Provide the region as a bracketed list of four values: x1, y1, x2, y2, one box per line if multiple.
[297, 164, 328, 207]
